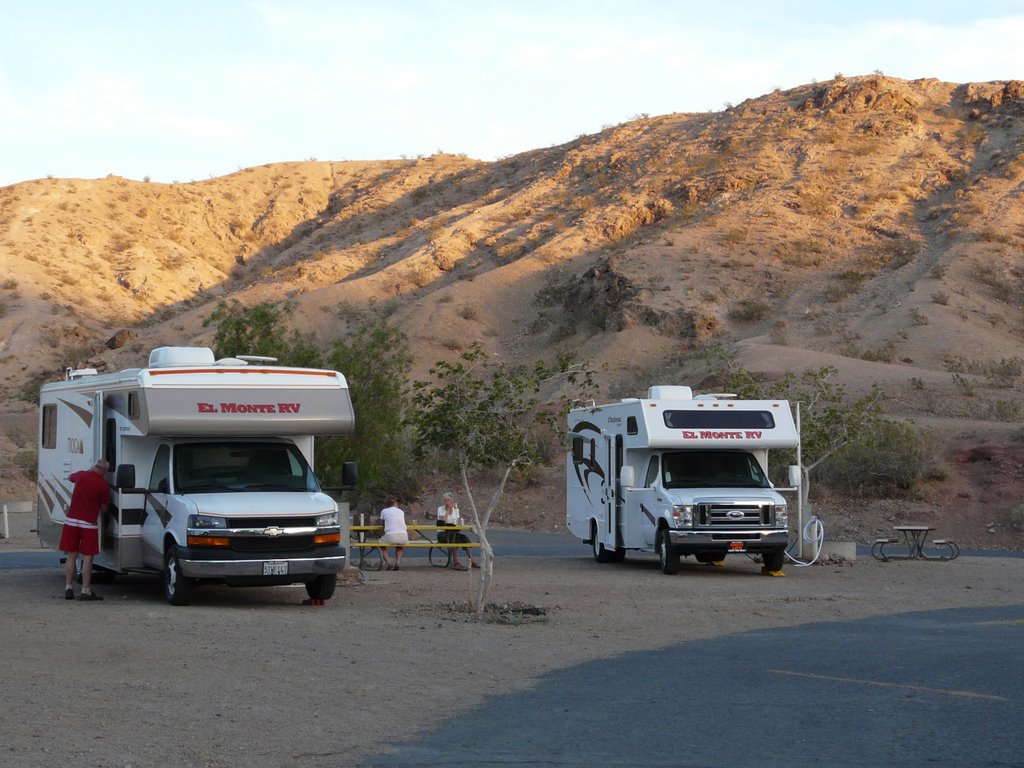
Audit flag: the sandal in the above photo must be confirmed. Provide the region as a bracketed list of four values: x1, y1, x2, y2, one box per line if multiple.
[453, 564, 468, 571]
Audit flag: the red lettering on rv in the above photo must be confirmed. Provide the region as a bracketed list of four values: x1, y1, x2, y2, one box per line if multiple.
[220, 403, 278, 414]
[196, 402, 303, 414]
[698, 431, 745, 439]
[745, 431, 762, 439]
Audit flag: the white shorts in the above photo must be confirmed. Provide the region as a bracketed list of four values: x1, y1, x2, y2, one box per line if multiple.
[380, 532, 409, 545]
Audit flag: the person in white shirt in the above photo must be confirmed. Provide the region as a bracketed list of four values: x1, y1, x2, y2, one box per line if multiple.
[436, 491, 478, 570]
[377, 495, 408, 571]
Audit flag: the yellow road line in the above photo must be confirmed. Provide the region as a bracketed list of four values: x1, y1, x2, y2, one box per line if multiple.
[767, 669, 1008, 701]
[975, 618, 1024, 626]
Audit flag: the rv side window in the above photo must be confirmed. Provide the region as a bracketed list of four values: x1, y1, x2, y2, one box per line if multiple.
[627, 416, 638, 435]
[663, 410, 777, 429]
[149, 445, 171, 493]
[41, 404, 57, 449]
[644, 456, 659, 487]
[128, 392, 140, 420]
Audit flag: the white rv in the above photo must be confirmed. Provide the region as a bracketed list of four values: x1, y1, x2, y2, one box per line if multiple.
[37, 346, 357, 605]
[567, 386, 799, 573]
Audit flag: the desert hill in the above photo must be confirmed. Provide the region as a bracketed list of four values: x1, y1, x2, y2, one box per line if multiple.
[2, 74, 1023, 549]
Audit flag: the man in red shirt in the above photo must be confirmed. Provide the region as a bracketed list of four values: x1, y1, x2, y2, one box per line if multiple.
[60, 458, 111, 601]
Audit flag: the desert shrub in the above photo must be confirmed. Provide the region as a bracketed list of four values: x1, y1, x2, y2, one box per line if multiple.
[727, 299, 771, 323]
[10, 448, 38, 481]
[818, 420, 938, 496]
[825, 269, 869, 301]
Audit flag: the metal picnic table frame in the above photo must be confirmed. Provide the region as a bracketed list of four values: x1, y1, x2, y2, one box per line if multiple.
[871, 524, 959, 561]
[349, 518, 480, 571]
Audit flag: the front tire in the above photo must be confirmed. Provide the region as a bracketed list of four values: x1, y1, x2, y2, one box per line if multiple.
[164, 544, 195, 606]
[591, 522, 616, 563]
[305, 574, 336, 600]
[657, 527, 680, 574]
[762, 548, 786, 572]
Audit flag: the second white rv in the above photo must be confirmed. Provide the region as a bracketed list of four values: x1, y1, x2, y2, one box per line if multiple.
[567, 386, 799, 573]
[37, 346, 357, 605]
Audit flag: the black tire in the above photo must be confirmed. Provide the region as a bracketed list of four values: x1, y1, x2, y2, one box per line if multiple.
[591, 522, 616, 563]
[164, 544, 195, 606]
[305, 574, 337, 600]
[657, 527, 680, 575]
[428, 546, 451, 568]
[762, 548, 786, 572]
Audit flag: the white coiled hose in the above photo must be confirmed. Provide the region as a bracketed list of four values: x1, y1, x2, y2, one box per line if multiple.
[786, 516, 825, 567]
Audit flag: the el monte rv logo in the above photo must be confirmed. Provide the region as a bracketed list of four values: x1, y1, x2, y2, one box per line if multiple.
[197, 402, 302, 414]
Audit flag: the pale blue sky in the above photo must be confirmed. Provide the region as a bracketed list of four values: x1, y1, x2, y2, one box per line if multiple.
[2, 1, 1022, 187]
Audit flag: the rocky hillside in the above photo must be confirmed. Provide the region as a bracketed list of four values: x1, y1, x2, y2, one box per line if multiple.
[2, 74, 1023, 548]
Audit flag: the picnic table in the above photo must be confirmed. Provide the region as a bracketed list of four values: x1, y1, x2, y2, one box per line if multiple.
[349, 521, 480, 571]
[871, 524, 959, 561]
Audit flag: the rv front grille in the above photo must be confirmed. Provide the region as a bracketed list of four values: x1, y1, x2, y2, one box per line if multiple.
[229, 516, 317, 528]
[696, 502, 773, 528]
[230, 536, 315, 553]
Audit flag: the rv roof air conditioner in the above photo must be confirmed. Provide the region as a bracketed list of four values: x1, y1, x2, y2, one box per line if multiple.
[148, 347, 216, 369]
[66, 367, 98, 380]
[647, 385, 693, 401]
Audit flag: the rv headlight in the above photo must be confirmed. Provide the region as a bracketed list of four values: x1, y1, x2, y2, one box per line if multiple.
[670, 505, 693, 527]
[775, 503, 789, 527]
[189, 514, 227, 530]
[315, 511, 339, 528]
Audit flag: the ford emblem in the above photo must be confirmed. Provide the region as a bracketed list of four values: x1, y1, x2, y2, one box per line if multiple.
[726, 510, 745, 519]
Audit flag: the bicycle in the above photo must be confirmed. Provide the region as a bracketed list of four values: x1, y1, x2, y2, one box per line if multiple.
[428, 527, 477, 569]
[350, 532, 382, 571]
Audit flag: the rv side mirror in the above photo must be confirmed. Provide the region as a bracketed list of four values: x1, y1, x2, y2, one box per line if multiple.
[340, 461, 359, 490]
[787, 465, 801, 487]
[571, 437, 583, 462]
[619, 466, 635, 488]
[115, 464, 136, 489]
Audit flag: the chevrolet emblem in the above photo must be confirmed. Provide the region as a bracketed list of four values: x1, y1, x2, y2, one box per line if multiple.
[264, 527, 285, 536]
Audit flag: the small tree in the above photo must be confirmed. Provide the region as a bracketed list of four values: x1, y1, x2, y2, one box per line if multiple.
[725, 366, 885, 508]
[407, 343, 594, 613]
[318, 320, 413, 501]
[205, 299, 322, 367]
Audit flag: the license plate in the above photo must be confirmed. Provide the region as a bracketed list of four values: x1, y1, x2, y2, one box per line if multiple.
[263, 561, 288, 576]
[729, 542, 746, 552]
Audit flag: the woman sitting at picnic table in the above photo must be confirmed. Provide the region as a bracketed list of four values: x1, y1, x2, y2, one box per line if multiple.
[377, 495, 408, 571]
[436, 491, 479, 571]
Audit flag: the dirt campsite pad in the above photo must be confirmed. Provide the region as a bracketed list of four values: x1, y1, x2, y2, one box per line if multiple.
[2, 503, 1022, 767]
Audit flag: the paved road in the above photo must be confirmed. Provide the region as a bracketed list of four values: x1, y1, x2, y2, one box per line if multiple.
[364, 603, 1024, 767]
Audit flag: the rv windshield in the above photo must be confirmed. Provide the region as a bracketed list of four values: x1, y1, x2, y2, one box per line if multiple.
[173, 442, 320, 493]
[661, 450, 769, 489]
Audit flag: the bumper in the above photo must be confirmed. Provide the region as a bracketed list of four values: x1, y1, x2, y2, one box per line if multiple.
[667, 529, 788, 552]
[179, 548, 345, 579]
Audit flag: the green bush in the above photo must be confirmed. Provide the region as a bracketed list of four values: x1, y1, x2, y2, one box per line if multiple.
[817, 420, 938, 496]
